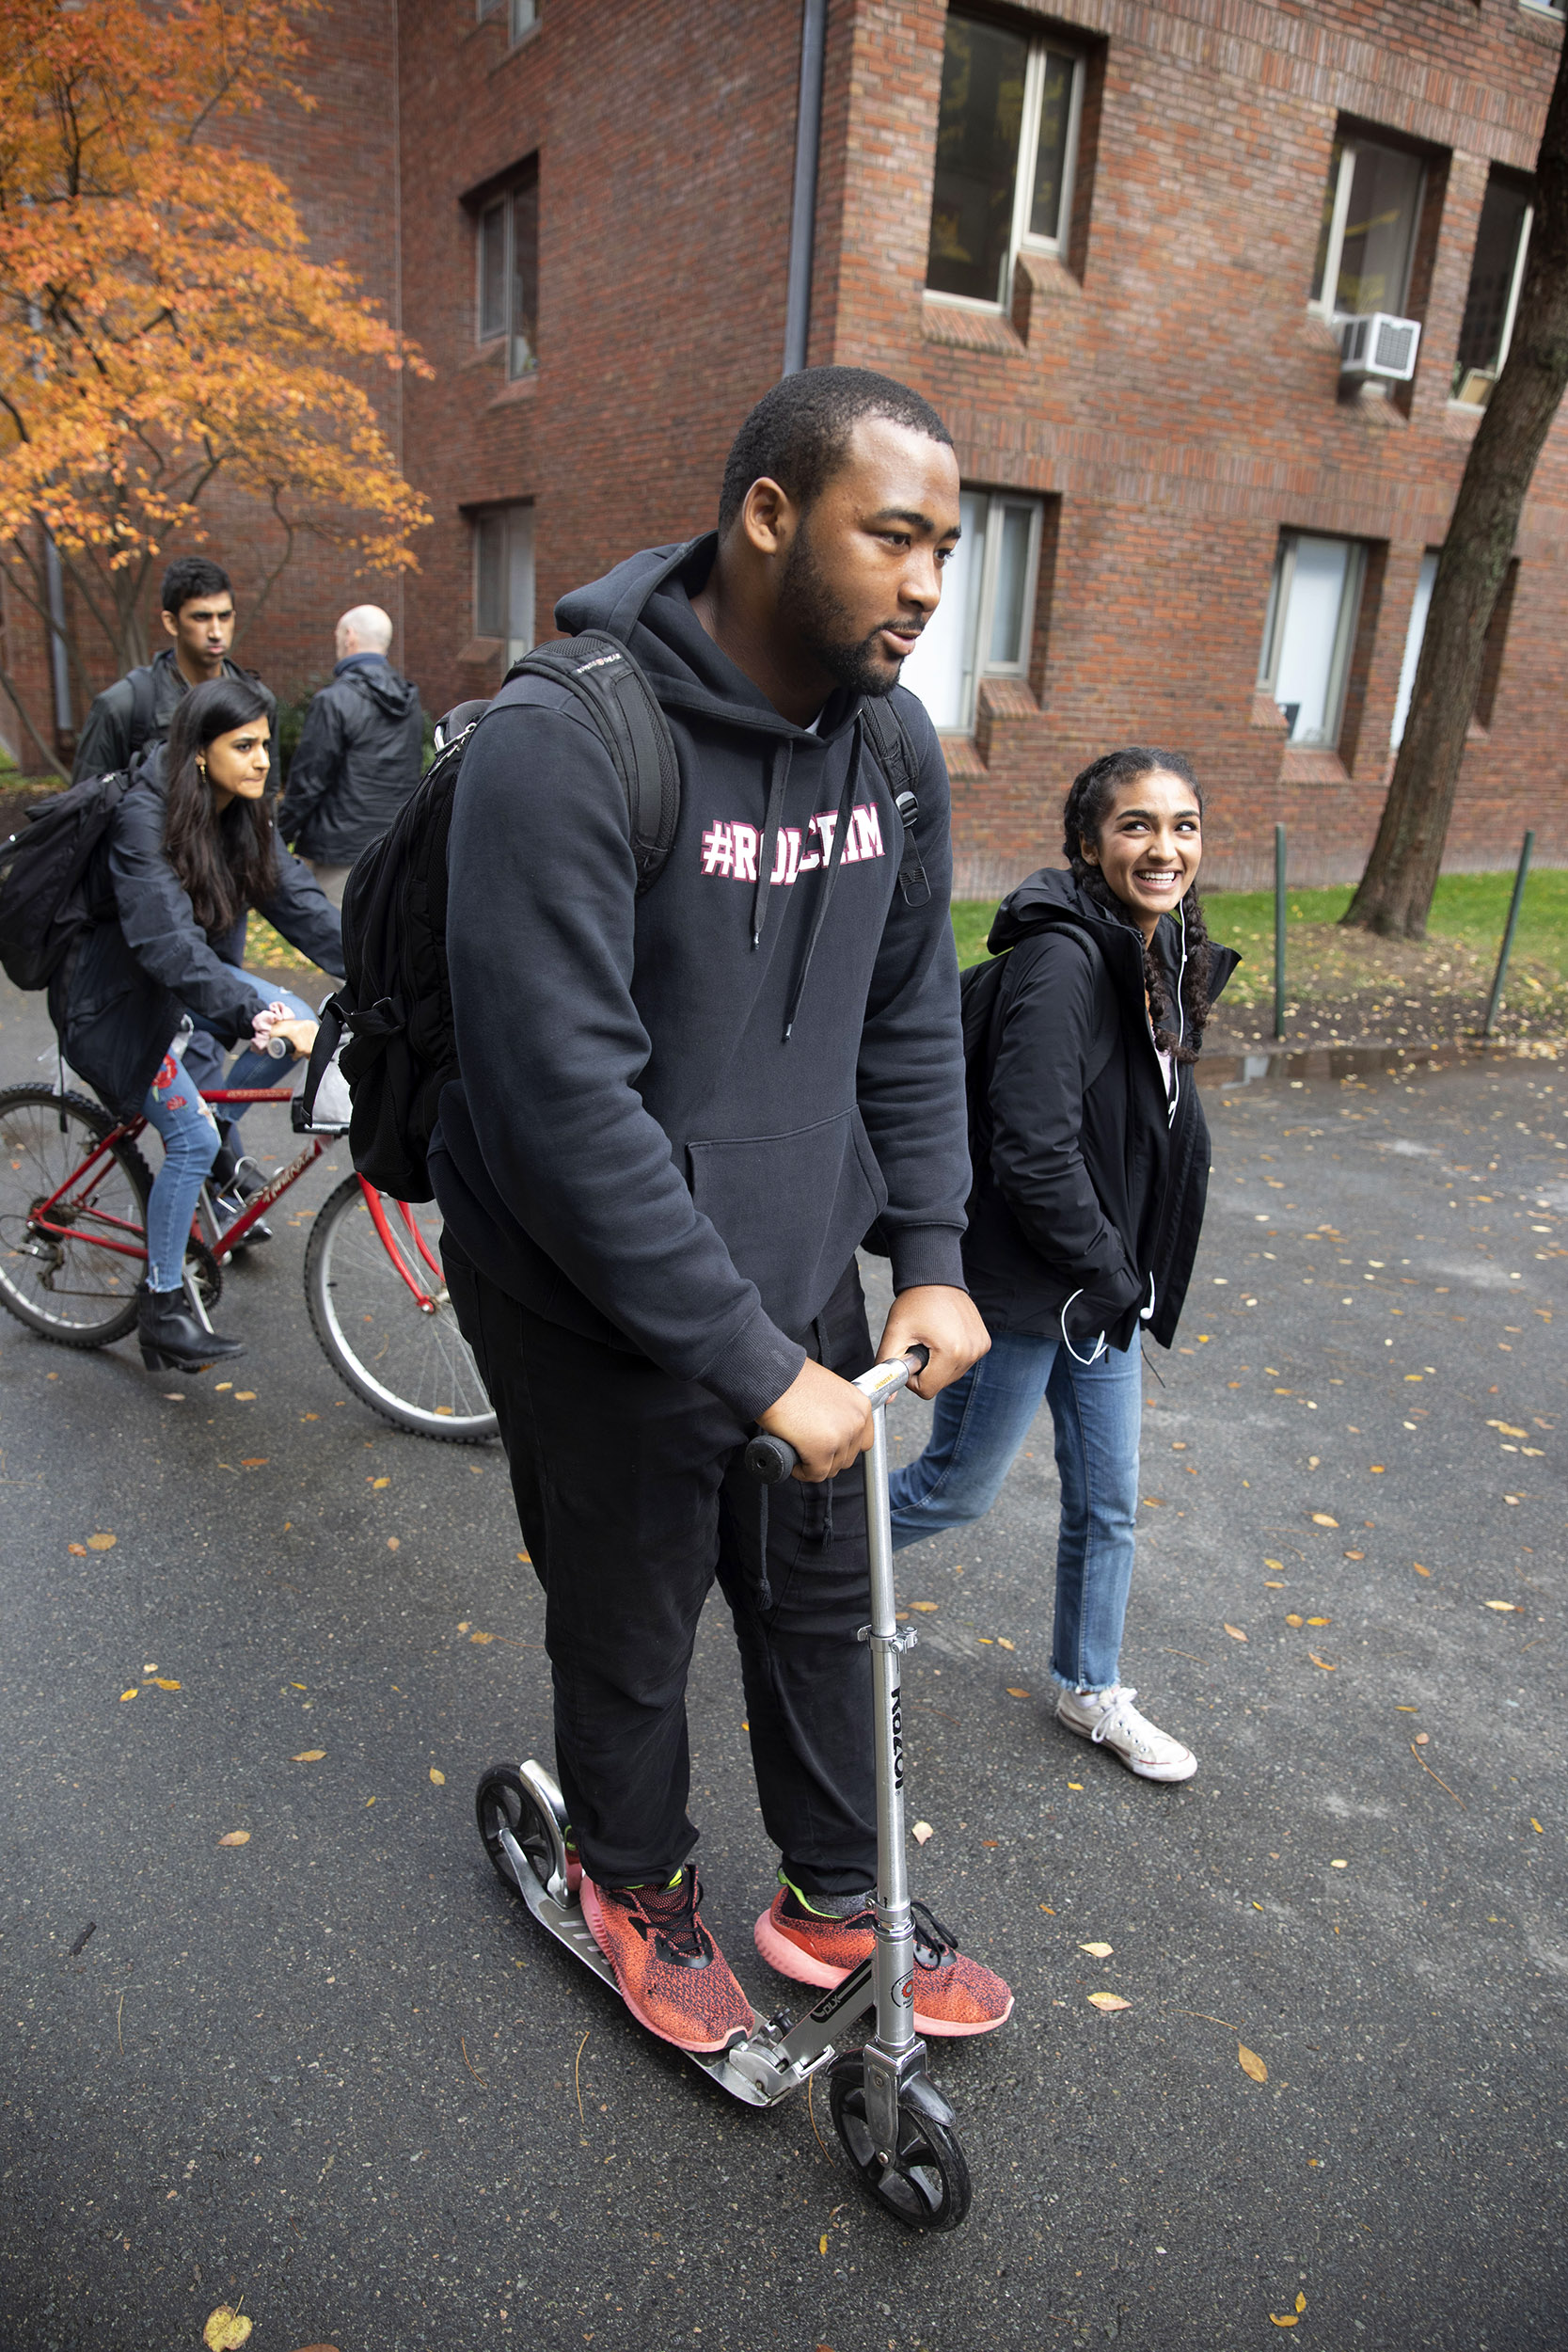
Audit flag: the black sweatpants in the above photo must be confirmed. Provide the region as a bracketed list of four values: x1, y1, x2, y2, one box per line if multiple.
[443, 1244, 879, 1899]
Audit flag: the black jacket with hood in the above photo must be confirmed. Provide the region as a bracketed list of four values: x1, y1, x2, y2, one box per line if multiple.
[49, 747, 343, 1120]
[430, 535, 971, 1427]
[277, 654, 423, 865]
[71, 647, 277, 787]
[961, 868, 1238, 1353]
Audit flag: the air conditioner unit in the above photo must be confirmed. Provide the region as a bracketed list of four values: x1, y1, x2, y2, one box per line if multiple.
[1337, 311, 1421, 383]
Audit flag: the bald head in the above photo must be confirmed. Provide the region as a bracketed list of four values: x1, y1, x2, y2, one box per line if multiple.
[336, 604, 393, 660]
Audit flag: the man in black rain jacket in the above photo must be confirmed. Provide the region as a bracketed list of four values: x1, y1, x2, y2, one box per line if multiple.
[71, 556, 276, 785]
[436, 368, 1014, 2053]
[277, 605, 423, 902]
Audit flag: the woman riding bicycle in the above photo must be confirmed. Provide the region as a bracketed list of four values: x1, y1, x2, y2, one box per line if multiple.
[49, 675, 342, 1373]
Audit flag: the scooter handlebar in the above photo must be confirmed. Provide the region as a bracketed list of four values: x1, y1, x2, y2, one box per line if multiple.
[744, 1345, 930, 1486]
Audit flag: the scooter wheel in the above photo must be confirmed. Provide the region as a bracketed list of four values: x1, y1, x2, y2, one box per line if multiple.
[475, 1763, 559, 1896]
[827, 2053, 972, 2232]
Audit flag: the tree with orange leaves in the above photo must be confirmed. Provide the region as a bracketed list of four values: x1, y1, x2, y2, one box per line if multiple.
[0, 0, 429, 769]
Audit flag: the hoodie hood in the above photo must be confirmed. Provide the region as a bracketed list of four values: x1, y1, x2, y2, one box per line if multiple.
[339, 654, 420, 722]
[989, 866, 1239, 1009]
[555, 533, 866, 745]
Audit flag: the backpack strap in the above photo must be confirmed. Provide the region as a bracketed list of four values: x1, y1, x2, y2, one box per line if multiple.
[858, 695, 930, 907]
[126, 665, 158, 758]
[503, 632, 680, 891]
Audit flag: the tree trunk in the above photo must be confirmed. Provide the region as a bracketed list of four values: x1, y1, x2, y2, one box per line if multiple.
[1343, 28, 1568, 941]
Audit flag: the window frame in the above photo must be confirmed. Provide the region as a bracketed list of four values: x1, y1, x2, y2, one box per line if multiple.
[471, 502, 536, 672]
[1257, 531, 1368, 752]
[903, 487, 1044, 734]
[924, 24, 1085, 316]
[1308, 134, 1425, 324]
[1451, 188, 1533, 407]
[474, 172, 538, 381]
[477, 0, 538, 40]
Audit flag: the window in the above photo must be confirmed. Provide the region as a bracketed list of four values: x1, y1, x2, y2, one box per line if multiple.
[478, 0, 537, 38]
[1390, 551, 1438, 749]
[925, 13, 1083, 309]
[1452, 173, 1533, 405]
[899, 489, 1042, 732]
[1257, 532, 1367, 750]
[477, 171, 538, 379]
[1310, 135, 1424, 318]
[474, 505, 534, 670]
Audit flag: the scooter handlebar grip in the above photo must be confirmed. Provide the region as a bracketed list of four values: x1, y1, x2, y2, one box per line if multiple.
[744, 1432, 799, 1485]
[905, 1343, 930, 1375]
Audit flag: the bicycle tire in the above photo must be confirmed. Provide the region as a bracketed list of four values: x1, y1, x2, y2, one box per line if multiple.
[0, 1085, 153, 1347]
[303, 1173, 497, 1443]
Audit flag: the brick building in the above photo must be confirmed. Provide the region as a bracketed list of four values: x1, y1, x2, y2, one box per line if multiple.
[8, 0, 1566, 893]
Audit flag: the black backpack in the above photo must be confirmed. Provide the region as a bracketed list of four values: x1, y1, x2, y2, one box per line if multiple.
[0, 767, 137, 992]
[306, 641, 929, 1203]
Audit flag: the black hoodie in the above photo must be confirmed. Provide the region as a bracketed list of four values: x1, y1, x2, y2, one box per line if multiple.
[278, 654, 423, 866]
[960, 867, 1238, 1352]
[429, 536, 970, 1425]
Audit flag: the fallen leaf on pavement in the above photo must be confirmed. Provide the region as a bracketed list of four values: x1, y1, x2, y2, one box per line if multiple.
[69, 1543, 87, 1555]
[387, 1537, 400, 1551]
[240, 1457, 268, 1469]
[1087, 1992, 1130, 2011]
[429, 1768, 445, 1786]
[469, 1630, 494, 1645]
[1006, 1687, 1030, 1697]
[1285, 1613, 1304, 1627]
[1307, 1615, 1330, 1626]
[1414, 1732, 1429, 1745]
[910, 1601, 938, 1613]
[217, 1831, 250, 1846]
[203, 2310, 253, 2350]
[87, 1533, 116, 1550]
[234, 1391, 256, 1402]
[1268, 2318, 1298, 2331]
[371, 1474, 389, 1488]
[1224, 1624, 1247, 1642]
[1238, 2043, 1268, 2082]
[1413, 1562, 1431, 1577]
[911, 1820, 934, 1845]
[1308, 1654, 1336, 1670]
[996, 1636, 1015, 1650]
[1531, 1819, 1544, 1833]
[151, 1678, 181, 1692]
[1067, 1781, 1085, 1790]
[292, 1750, 325, 1763]
[1488, 1419, 1528, 1438]
[1310, 1513, 1338, 1528]
[1484, 1600, 1520, 1612]
[119, 1688, 136, 1703]
[1079, 1941, 1113, 1957]
[818, 2234, 829, 2255]
[1263, 1557, 1284, 1571]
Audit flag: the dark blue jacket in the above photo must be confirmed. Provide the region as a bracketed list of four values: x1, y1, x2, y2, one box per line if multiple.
[49, 750, 342, 1119]
[277, 654, 422, 866]
[430, 535, 970, 1424]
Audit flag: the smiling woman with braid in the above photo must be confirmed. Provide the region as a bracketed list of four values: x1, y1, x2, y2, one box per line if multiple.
[887, 748, 1239, 1782]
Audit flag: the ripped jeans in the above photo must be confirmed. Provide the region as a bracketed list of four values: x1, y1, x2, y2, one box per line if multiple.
[886, 1327, 1144, 1694]
[140, 973, 313, 1291]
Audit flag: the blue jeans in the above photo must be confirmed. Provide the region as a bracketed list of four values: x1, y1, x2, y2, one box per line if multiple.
[140, 972, 312, 1292]
[887, 1328, 1144, 1693]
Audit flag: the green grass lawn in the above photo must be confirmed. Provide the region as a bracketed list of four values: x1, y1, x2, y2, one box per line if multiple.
[952, 868, 1568, 983]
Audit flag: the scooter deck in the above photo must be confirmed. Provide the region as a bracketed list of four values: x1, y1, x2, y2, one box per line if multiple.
[498, 1824, 837, 2107]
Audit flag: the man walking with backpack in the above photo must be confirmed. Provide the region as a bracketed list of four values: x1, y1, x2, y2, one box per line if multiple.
[277, 605, 422, 906]
[71, 556, 277, 783]
[433, 367, 1014, 2053]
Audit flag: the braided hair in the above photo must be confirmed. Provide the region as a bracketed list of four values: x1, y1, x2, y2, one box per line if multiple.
[1061, 747, 1213, 1064]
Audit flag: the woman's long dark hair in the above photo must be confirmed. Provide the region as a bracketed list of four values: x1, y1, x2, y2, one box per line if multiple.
[1061, 746, 1213, 1063]
[163, 675, 278, 937]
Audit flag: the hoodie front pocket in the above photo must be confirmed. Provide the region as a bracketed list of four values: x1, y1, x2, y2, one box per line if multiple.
[688, 1107, 888, 1337]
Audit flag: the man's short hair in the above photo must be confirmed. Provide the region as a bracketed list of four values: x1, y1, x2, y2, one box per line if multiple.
[160, 555, 232, 617]
[718, 367, 954, 535]
[338, 603, 394, 654]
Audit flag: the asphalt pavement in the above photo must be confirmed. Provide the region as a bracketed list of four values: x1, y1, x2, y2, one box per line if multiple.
[1, 967, 1563, 2352]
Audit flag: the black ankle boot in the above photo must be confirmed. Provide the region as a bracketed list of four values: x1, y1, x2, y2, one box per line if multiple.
[136, 1285, 245, 1373]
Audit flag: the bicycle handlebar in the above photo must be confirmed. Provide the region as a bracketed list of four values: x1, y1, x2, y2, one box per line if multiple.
[743, 1345, 929, 1486]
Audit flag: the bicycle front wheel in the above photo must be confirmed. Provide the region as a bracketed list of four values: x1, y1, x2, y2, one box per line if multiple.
[304, 1174, 496, 1442]
[0, 1086, 152, 1346]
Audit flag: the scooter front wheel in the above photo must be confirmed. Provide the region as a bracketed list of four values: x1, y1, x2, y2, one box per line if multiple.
[475, 1763, 560, 1897]
[827, 2053, 972, 2232]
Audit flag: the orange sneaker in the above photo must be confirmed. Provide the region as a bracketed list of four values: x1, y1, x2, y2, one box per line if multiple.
[581, 1867, 753, 2053]
[753, 1888, 1013, 2038]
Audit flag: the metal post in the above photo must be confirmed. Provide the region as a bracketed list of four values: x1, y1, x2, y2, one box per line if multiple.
[1273, 821, 1287, 1043]
[782, 0, 827, 376]
[1482, 830, 1535, 1040]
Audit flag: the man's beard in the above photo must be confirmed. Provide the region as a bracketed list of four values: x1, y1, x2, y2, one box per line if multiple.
[777, 524, 917, 700]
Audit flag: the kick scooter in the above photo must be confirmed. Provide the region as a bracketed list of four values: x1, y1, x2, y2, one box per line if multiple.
[474, 1346, 973, 2231]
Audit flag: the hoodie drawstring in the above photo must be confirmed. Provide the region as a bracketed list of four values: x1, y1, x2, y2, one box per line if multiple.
[752, 742, 791, 951]
[782, 720, 862, 1042]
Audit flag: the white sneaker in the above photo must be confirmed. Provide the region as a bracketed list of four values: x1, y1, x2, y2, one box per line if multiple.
[1055, 1684, 1197, 1783]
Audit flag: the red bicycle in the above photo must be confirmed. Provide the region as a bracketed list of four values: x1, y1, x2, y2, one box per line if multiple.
[0, 1073, 496, 1443]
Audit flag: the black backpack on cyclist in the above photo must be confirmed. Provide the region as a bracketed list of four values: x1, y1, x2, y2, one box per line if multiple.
[0, 767, 138, 992]
[304, 634, 928, 1204]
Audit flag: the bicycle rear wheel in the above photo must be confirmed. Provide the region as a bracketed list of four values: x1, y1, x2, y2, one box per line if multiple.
[0, 1086, 152, 1346]
[303, 1174, 496, 1442]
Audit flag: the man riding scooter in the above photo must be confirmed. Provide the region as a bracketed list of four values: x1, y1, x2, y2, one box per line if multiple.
[436, 367, 1014, 2053]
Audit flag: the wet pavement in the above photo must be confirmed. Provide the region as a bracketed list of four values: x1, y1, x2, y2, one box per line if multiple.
[1, 969, 1563, 2351]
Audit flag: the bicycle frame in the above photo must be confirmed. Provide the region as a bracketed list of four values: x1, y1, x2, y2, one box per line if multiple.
[25, 1086, 440, 1305]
